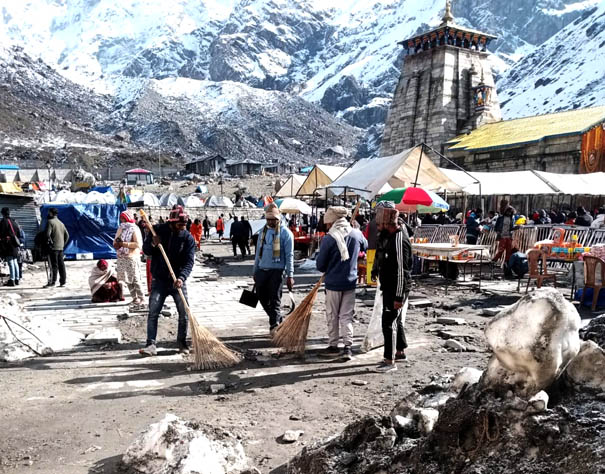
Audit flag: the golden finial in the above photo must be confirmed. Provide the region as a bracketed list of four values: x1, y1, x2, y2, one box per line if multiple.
[442, 0, 454, 25]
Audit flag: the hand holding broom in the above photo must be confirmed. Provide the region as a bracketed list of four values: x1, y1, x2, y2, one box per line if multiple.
[139, 209, 239, 370]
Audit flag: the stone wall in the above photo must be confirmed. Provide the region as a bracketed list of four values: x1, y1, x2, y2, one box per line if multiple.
[381, 45, 500, 162]
[448, 135, 582, 173]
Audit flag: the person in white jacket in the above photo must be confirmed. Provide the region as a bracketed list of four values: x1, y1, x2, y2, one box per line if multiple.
[591, 207, 605, 229]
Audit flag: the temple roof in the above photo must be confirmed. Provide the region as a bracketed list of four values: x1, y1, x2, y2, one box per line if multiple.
[447, 106, 605, 152]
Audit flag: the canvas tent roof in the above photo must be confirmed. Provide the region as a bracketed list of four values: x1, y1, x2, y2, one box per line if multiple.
[0, 170, 19, 183]
[16, 169, 40, 183]
[204, 195, 234, 208]
[533, 171, 605, 196]
[275, 174, 306, 198]
[323, 146, 463, 199]
[53, 169, 72, 182]
[297, 165, 347, 196]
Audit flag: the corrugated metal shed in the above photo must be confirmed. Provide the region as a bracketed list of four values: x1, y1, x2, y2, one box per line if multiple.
[0, 194, 40, 248]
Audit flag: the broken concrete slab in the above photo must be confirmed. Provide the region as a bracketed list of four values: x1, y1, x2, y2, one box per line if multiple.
[436, 317, 466, 325]
[84, 328, 122, 345]
[282, 430, 304, 443]
[444, 339, 466, 352]
[351, 380, 368, 386]
[209, 384, 226, 394]
[409, 298, 433, 308]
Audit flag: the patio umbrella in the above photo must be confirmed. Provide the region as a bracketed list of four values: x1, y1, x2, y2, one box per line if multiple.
[273, 197, 312, 215]
[378, 187, 449, 213]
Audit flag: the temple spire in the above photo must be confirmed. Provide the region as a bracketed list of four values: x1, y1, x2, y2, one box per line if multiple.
[441, 0, 454, 25]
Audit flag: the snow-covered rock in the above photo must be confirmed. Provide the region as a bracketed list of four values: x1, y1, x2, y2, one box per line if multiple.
[450, 367, 483, 393]
[566, 340, 605, 392]
[122, 414, 248, 474]
[483, 288, 581, 397]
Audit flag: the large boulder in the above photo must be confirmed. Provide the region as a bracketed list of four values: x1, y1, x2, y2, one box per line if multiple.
[482, 288, 581, 397]
[121, 414, 248, 474]
[566, 340, 605, 391]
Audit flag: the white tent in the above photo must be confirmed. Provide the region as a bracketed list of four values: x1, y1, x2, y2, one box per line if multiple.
[297, 165, 347, 196]
[438, 169, 555, 195]
[181, 195, 205, 207]
[84, 191, 116, 204]
[143, 193, 160, 207]
[275, 174, 306, 198]
[533, 171, 605, 196]
[204, 195, 234, 208]
[159, 193, 179, 207]
[324, 146, 462, 199]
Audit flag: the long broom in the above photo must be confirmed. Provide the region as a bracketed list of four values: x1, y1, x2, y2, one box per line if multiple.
[139, 210, 240, 370]
[272, 201, 362, 354]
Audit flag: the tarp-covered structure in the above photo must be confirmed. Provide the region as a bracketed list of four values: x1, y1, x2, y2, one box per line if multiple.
[297, 165, 347, 196]
[40, 204, 126, 259]
[324, 146, 463, 199]
[0, 183, 22, 193]
[275, 174, 306, 197]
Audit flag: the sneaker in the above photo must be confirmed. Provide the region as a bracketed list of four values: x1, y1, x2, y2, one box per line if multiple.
[139, 344, 157, 357]
[395, 351, 407, 360]
[375, 360, 397, 373]
[44, 283, 55, 288]
[59, 283, 66, 287]
[4, 280, 14, 287]
[14, 279, 19, 286]
[177, 342, 190, 355]
[318, 346, 340, 358]
[341, 346, 353, 361]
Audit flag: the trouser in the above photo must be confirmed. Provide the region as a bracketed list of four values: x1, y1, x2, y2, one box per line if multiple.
[245, 239, 251, 255]
[48, 250, 66, 285]
[366, 249, 376, 286]
[203, 229, 210, 240]
[466, 234, 478, 245]
[325, 289, 356, 347]
[493, 237, 513, 263]
[232, 237, 246, 257]
[146, 279, 189, 346]
[382, 290, 409, 361]
[6, 256, 19, 281]
[146, 258, 152, 293]
[508, 252, 529, 278]
[254, 268, 284, 329]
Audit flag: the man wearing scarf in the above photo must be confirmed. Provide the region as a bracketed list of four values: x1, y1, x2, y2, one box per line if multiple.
[140, 206, 196, 356]
[114, 211, 145, 308]
[253, 203, 294, 334]
[372, 202, 412, 373]
[316, 206, 367, 360]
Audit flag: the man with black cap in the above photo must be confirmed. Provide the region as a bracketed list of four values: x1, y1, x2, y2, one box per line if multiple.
[45, 207, 69, 288]
[0, 207, 23, 286]
[140, 205, 196, 356]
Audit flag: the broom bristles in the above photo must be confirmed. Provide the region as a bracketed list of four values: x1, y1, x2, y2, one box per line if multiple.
[272, 276, 324, 353]
[189, 314, 241, 370]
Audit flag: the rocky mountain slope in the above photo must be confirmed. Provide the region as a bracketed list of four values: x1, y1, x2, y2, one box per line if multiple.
[1, 0, 603, 163]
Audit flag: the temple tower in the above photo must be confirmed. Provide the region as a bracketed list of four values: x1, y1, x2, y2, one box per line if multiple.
[380, 1, 501, 161]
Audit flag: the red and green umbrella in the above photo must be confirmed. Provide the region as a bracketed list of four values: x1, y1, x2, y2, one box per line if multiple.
[378, 187, 449, 213]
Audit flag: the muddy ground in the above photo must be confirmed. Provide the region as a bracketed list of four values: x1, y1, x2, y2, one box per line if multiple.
[0, 241, 595, 474]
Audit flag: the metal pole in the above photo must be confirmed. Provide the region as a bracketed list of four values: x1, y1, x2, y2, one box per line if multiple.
[413, 145, 424, 187]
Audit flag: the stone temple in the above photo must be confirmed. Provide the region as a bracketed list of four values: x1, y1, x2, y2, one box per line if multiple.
[381, 1, 605, 174]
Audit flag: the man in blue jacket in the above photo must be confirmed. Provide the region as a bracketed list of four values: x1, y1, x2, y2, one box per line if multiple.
[140, 206, 196, 356]
[253, 203, 295, 334]
[316, 206, 367, 361]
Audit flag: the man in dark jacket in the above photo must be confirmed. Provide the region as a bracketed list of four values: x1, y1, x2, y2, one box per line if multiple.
[229, 216, 247, 258]
[316, 206, 367, 361]
[0, 207, 22, 286]
[465, 208, 482, 244]
[241, 216, 253, 255]
[140, 206, 196, 356]
[493, 206, 517, 278]
[371, 203, 412, 373]
[45, 207, 69, 288]
[575, 206, 593, 227]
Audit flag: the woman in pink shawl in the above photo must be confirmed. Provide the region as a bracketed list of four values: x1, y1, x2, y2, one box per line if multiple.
[114, 211, 145, 309]
[89, 259, 123, 303]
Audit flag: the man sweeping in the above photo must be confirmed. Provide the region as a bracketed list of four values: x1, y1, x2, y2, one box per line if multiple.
[140, 206, 196, 356]
[253, 203, 294, 335]
[316, 206, 367, 361]
[371, 202, 412, 373]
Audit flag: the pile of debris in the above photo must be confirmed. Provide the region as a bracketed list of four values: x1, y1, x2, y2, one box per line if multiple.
[580, 314, 605, 348]
[286, 288, 605, 473]
[0, 294, 83, 362]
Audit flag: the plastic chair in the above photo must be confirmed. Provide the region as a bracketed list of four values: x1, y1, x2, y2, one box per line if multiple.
[581, 256, 605, 311]
[525, 248, 556, 293]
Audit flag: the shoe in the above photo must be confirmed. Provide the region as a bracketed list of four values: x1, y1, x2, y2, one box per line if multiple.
[177, 342, 190, 355]
[59, 283, 66, 287]
[341, 346, 353, 361]
[139, 344, 157, 357]
[375, 360, 397, 373]
[4, 280, 14, 287]
[44, 283, 56, 288]
[318, 346, 340, 358]
[14, 279, 19, 286]
[395, 351, 407, 360]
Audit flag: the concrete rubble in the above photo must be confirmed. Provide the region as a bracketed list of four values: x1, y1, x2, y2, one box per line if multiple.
[284, 288, 605, 474]
[121, 414, 249, 474]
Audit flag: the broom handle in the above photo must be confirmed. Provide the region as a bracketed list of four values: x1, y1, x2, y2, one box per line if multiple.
[139, 210, 194, 318]
[351, 201, 362, 223]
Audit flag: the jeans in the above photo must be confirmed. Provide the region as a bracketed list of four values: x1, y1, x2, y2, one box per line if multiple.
[6, 256, 19, 281]
[382, 291, 409, 360]
[48, 250, 66, 285]
[146, 279, 189, 346]
[254, 268, 284, 329]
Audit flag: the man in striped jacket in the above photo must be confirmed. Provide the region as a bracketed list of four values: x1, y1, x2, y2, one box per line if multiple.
[372, 203, 412, 373]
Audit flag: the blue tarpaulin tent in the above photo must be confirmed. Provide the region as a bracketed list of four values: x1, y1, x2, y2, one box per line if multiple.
[90, 185, 114, 194]
[40, 204, 126, 260]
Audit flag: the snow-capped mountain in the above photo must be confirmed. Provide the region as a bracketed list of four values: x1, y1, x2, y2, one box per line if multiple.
[0, 0, 603, 163]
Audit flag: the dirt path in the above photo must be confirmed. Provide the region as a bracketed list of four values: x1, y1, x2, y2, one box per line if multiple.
[1, 241, 511, 473]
